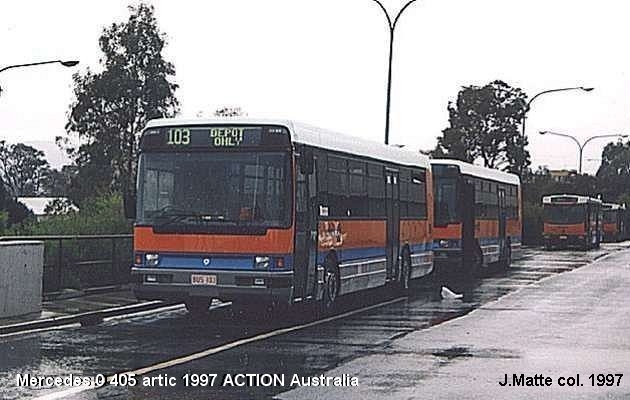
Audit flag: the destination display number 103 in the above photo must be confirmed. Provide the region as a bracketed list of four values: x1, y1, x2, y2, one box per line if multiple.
[167, 128, 191, 145]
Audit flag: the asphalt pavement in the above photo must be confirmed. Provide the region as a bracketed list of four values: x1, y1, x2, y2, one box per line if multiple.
[0, 243, 628, 400]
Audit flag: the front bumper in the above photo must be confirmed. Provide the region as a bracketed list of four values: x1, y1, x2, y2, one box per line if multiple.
[131, 267, 293, 305]
[544, 235, 585, 248]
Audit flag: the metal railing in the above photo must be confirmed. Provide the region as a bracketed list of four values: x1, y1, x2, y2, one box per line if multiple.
[0, 234, 133, 293]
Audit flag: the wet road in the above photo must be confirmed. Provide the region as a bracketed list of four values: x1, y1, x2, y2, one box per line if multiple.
[1, 243, 628, 400]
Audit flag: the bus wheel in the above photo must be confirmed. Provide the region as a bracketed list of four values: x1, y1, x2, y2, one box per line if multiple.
[398, 249, 411, 293]
[321, 257, 340, 313]
[185, 297, 211, 316]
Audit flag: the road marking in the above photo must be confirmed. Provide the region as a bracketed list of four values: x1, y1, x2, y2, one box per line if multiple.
[0, 323, 82, 339]
[33, 296, 406, 400]
[102, 304, 185, 322]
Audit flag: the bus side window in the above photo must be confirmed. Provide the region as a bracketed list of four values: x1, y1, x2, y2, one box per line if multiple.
[367, 163, 385, 217]
[327, 155, 348, 217]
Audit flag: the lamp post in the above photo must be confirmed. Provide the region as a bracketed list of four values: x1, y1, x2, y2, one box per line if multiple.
[539, 130, 628, 174]
[370, 0, 418, 145]
[0, 60, 79, 96]
[522, 86, 593, 138]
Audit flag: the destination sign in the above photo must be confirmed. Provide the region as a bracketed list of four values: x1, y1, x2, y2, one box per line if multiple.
[140, 125, 290, 150]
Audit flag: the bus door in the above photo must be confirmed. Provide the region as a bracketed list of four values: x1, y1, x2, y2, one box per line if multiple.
[293, 153, 318, 301]
[460, 179, 475, 263]
[385, 169, 400, 280]
[497, 187, 508, 260]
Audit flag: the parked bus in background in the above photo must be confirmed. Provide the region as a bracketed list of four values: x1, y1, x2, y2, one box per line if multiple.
[542, 194, 602, 250]
[430, 160, 521, 281]
[601, 202, 626, 242]
[125, 119, 434, 315]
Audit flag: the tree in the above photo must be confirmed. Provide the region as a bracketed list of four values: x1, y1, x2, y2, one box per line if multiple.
[60, 3, 179, 202]
[41, 165, 75, 197]
[596, 140, 630, 202]
[0, 141, 51, 196]
[433, 80, 530, 175]
[0, 184, 33, 228]
[214, 107, 247, 117]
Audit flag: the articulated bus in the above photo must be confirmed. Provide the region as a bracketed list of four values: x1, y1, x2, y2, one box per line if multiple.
[127, 119, 434, 314]
[430, 160, 522, 279]
[542, 194, 602, 250]
[601, 202, 626, 242]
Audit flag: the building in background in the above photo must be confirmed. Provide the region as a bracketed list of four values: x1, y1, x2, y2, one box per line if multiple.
[549, 169, 578, 183]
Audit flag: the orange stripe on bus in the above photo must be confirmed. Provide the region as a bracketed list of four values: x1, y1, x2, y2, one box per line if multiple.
[603, 223, 618, 233]
[543, 223, 585, 235]
[400, 220, 431, 243]
[134, 226, 295, 254]
[318, 220, 386, 251]
[434, 218, 521, 241]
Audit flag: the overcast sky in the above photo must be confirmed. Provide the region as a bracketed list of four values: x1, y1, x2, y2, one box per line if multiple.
[1, 0, 629, 173]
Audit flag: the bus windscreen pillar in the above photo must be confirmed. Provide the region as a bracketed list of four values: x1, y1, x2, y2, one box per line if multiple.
[0, 241, 44, 318]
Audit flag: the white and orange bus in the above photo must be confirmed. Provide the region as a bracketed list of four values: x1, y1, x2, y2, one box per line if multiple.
[601, 202, 625, 242]
[542, 194, 602, 250]
[126, 119, 434, 314]
[430, 160, 522, 279]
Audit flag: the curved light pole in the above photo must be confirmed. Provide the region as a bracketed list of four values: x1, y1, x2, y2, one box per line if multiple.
[539, 130, 628, 174]
[0, 60, 79, 96]
[522, 86, 593, 138]
[370, 0, 418, 145]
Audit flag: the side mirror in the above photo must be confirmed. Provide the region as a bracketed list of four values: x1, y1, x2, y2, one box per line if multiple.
[123, 191, 136, 220]
[299, 148, 314, 175]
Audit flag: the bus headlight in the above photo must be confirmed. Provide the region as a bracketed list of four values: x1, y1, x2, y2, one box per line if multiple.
[255, 256, 270, 269]
[145, 253, 160, 266]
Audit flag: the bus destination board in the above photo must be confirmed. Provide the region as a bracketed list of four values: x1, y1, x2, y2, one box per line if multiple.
[140, 125, 290, 150]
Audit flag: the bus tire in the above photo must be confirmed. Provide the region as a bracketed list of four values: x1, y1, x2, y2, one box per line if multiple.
[398, 247, 411, 293]
[185, 297, 211, 316]
[321, 255, 340, 313]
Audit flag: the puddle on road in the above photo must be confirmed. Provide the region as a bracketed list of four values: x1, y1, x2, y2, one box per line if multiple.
[431, 346, 520, 361]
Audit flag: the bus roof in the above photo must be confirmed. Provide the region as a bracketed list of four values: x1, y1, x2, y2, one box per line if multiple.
[602, 202, 625, 210]
[429, 159, 520, 185]
[144, 118, 430, 168]
[542, 194, 602, 205]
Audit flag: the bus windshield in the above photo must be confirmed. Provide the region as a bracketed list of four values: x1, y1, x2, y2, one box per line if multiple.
[543, 204, 586, 225]
[434, 178, 458, 225]
[137, 151, 290, 229]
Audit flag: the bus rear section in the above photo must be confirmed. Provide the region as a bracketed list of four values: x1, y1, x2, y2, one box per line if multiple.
[602, 203, 626, 242]
[431, 160, 522, 282]
[542, 194, 602, 250]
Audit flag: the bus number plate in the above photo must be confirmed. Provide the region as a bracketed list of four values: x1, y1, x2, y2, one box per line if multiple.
[559, 235, 568, 240]
[191, 274, 217, 285]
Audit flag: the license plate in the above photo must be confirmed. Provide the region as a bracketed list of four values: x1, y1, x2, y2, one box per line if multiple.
[191, 274, 217, 285]
[560, 235, 568, 240]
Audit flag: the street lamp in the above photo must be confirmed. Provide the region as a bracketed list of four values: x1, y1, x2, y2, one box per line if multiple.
[538, 130, 628, 174]
[370, 0, 418, 145]
[522, 86, 593, 138]
[0, 60, 79, 96]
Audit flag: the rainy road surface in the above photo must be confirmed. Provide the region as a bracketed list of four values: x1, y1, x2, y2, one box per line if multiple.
[1, 243, 629, 400]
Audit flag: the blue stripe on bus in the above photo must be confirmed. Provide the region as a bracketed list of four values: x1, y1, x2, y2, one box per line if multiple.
[433, 236, 522, 250]
[317, 242, 433, 265]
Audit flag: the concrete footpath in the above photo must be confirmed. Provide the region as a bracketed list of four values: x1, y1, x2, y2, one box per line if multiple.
[0, 287, 169, 335]
[280, 249, 630, 400]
